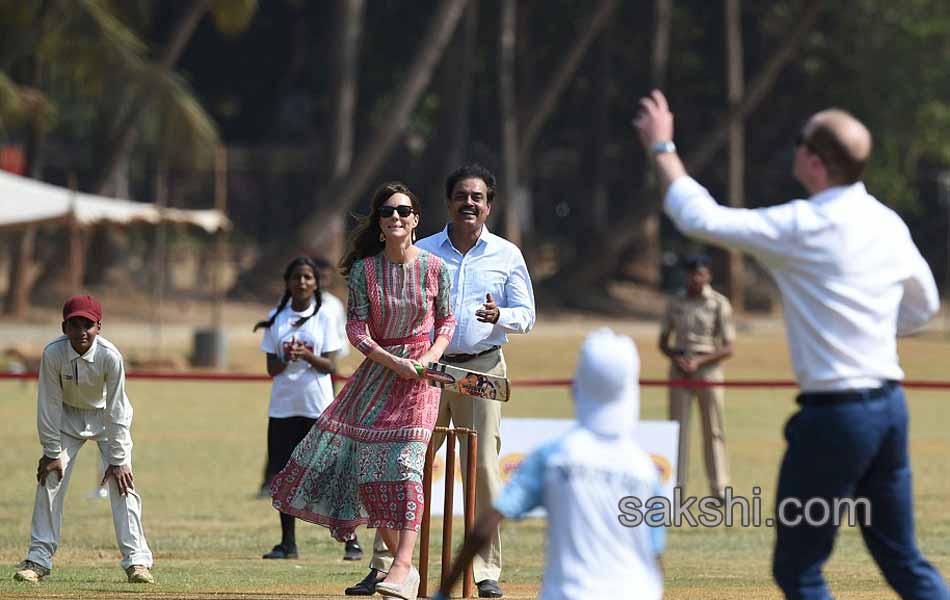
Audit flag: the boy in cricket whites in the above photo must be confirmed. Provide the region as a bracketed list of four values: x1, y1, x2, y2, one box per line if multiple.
[14, 295, 154, 584]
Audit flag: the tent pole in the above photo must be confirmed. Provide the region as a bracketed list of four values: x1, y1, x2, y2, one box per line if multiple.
[67, 173, 85, 291]
[212, 146, 227, 332]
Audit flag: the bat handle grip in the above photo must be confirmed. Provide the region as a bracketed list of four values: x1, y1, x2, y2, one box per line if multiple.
[414, 364, 426, 378]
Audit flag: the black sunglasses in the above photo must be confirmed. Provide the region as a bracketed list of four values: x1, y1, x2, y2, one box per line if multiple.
[379, 205, 415, 218]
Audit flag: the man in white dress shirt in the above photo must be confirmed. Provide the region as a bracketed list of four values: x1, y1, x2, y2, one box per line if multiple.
[346, 164, 535, 598]
[634, 90, 948, 599]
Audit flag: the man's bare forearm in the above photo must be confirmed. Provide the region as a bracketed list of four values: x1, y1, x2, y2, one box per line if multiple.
[654, 152, 688, 198]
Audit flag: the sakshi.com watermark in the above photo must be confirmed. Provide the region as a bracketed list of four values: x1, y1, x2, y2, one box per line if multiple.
[618, 487, 872, 528]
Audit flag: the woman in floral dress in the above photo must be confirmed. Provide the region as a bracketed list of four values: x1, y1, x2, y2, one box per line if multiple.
[271, 181, 455, 599]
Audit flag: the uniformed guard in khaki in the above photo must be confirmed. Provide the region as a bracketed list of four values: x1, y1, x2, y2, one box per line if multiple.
[660, 260, 735, 498]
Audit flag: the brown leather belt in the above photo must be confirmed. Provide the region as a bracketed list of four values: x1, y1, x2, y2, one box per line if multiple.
[442, 345, 500, 364]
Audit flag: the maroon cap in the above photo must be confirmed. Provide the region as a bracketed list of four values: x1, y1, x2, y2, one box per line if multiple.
[62, 295, 102, 322]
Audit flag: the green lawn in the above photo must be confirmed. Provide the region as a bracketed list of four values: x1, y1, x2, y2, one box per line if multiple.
[1, 327, 948, 599]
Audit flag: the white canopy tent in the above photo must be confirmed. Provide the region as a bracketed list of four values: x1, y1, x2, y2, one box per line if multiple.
[0, 169, 230, 231]
[2, 170, 232, 362]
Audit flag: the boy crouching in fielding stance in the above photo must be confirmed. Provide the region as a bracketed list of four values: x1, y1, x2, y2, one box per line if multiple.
[14, 295, 154, 584]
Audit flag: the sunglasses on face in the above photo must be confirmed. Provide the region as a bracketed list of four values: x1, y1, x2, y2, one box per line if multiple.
[379, 205, 415, 218]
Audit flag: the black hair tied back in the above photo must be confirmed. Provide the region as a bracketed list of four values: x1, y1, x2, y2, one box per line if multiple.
[252, 256, 322, 331]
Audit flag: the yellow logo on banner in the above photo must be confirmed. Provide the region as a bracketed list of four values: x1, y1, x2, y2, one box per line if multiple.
[650, 453, 673, 484]
[431, 454, 465, 482]
[496, 452, 672, 484]
[498, 453, 526, 483]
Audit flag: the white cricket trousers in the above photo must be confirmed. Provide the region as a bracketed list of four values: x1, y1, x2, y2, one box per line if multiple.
[26, 404, 152, 571]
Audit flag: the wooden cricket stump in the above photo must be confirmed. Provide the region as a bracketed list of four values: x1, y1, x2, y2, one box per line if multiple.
[419, 426, 478, 598]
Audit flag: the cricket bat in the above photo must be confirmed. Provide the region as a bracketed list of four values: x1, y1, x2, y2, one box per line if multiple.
[414, 362, 510, 402]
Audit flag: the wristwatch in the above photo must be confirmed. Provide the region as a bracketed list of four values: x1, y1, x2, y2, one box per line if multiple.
[650, 140, 677, 155]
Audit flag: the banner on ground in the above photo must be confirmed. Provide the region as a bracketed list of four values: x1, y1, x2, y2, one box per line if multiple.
[428, 418, 679, 516]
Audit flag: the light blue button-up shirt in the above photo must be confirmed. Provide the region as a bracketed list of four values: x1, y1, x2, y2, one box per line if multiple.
[416, 225, 536, 355]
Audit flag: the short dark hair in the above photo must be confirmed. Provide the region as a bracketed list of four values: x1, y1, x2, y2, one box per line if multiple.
[445, 164, 496, 203]
[682, 255, 711, 271]
[802, 124, 866, 184]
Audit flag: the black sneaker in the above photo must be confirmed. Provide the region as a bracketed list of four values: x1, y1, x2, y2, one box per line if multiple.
[262, 543, 298, 559]
[344, 568, 385, 595]
[343, 537, 363, 561]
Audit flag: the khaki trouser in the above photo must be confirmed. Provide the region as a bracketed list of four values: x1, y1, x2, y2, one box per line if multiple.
[27, 405, 152, 571]
[371, 349, 506, 583]
[669, 362, 730, 497]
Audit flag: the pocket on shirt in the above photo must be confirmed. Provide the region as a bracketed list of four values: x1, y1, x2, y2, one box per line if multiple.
[482, 270, 508, 302]
[691, 312, 715, 336]
[60, 365, 77, 386]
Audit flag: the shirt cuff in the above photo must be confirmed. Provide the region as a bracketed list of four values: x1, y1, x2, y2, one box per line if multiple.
[494, 307, 525, 333]
[108, 448, 130, 466]
[42, 443, 62, 459]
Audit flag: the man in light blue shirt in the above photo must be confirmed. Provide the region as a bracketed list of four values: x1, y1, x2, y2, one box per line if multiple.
[347, 165, 535, 599]
[433, 328, 664, 600]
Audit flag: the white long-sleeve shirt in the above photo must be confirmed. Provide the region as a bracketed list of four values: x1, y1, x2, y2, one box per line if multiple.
[37, 335, 133, 464]
[665, 176, 940, 392]
[416, 225, 536, 355]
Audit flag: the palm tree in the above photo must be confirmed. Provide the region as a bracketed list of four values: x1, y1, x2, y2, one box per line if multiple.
[0, 0, 257, 315]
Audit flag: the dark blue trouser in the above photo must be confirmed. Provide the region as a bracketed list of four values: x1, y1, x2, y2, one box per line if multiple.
[772, 383, 949, 600]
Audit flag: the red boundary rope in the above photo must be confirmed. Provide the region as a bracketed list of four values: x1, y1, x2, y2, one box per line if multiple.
[2, 371, 950, 389]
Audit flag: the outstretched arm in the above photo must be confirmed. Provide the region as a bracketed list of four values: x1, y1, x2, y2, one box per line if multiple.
[634, 89, 797, 264]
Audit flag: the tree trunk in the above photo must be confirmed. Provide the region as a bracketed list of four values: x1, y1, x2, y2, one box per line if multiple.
[419, 0, 478, 237]
[685, 0, 823, 173]
[93, 0, 211, 194]
[629, 0, 674, 287]
[4, 226, 37, 317]
[297, 0, 469, 252]
[81, 0, 210, 303]
[517, 0, 619, 163]
[151, 161, 169, 361]
[543, 0, 824, 298]
[322, 0, 366, 264]
[499, 0, 521, 245]
[233, 0, 470, 297]
[725, 0, 746, 312]
[329, 0, 364, 179]
[652, 0, 672, 88]
[5, 39, 47, 313]
[588, 35, 610, 232]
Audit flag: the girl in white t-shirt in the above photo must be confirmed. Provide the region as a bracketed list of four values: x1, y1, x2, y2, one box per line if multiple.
[254, 256, 362, 561]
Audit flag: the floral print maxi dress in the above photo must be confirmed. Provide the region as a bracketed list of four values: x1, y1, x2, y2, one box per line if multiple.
[271, 251, 456, 541]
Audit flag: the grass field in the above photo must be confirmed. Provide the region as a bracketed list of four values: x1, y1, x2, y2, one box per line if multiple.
[1, 319, 949, 599]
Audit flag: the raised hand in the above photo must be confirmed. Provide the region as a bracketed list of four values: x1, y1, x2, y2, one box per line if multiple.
[632, 89, 675, 149]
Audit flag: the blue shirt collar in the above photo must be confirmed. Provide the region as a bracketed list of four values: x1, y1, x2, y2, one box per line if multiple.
[438, 223, 491, 254]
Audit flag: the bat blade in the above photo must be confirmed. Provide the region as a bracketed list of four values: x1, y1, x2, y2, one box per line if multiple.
[424, 362, 510, 402]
